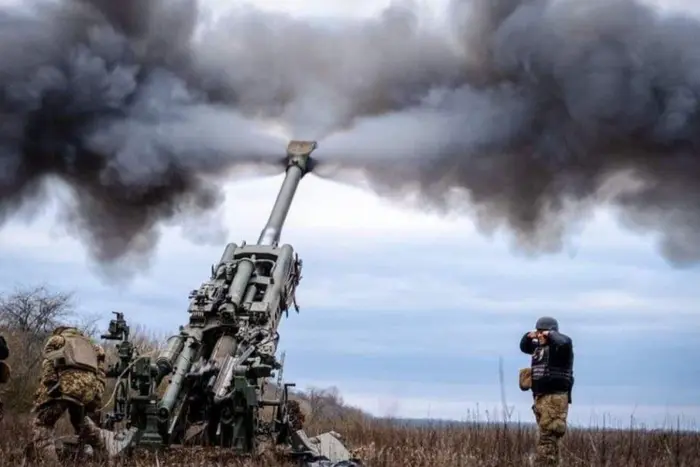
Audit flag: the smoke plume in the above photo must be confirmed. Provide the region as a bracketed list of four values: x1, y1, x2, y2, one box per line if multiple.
[0, 0, 289, 269]
[311, 0, 700, 266]
[186, 2, 465, 138]
[5, 0, 700, 270]
[0, 0, 470, 272]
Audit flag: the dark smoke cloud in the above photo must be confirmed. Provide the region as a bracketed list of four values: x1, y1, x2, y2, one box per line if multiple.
[6, 0, 700, 274]
[312, 0, 700, 267]
[0, 0, 289, 271]
[0, 0, 471, 276]
[186, 1, 466, 138]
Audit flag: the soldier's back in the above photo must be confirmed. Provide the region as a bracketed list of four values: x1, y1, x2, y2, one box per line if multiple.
[35, 327, 103, 408]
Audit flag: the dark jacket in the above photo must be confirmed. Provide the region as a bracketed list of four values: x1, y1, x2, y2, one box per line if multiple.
[0, 335, 8, 360]
[520, 330, 574, 396]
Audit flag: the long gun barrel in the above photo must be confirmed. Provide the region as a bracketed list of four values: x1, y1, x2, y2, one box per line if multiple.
[222, 140, 317, 312]
[257, 140, 317, 246]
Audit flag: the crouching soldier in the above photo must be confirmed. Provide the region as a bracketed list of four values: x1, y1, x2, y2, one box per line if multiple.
[519, 316, 574, 467]
[29, 326, 108, 463]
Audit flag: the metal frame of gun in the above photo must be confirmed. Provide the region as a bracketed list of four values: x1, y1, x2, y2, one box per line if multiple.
[101, 312, 133, 376]
[99, 312, 162, 436]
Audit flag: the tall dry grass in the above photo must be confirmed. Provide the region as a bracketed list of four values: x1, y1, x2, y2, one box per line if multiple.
[0, 410, 698, 466]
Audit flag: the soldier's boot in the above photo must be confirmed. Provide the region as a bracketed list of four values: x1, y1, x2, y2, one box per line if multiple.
[79, 416, 110, 462]
[534, 430, 563, 467]
[32, 425, 61, 464]
[533, 453, 559, 467]
[534, 445, 559, 466]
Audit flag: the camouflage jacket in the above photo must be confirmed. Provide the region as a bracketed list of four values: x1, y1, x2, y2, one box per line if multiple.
[34, 327, 106, 409]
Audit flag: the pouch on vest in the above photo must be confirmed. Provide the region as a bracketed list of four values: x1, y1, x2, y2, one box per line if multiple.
[519, 367, 532, 391]
[46, 334, 98, 373]
[0, 361, 10, 383]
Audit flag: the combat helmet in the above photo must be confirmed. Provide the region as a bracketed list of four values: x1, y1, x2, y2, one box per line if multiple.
[535, 316, 558, 332]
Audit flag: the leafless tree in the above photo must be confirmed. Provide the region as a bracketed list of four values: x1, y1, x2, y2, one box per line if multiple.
[75, 312, 103, 339]
[305, 386, 347, 423]
[0, 284, 74, 344]
[0, 284, 102, 372]
[0, 284, 112, 409]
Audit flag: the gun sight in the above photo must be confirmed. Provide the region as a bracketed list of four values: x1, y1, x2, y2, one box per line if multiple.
[101, 311, 130, 341]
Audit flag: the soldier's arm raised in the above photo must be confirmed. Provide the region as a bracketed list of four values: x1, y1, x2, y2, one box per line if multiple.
[519, 332, 536, 354]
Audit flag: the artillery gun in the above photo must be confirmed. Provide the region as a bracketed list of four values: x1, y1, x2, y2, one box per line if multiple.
[61, 141, 362, 466]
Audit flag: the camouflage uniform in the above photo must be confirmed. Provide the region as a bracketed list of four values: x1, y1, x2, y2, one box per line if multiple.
[520, 316, 574, 467]
[532, 393, 569, 465]
[30, 326, 107, 462]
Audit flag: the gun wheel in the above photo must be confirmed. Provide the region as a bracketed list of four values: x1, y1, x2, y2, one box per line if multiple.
[286, 399, 304, 431]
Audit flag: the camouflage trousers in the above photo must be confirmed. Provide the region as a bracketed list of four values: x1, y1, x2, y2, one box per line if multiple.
[30, 399, 106, 462]
[532, 392, 569, 466]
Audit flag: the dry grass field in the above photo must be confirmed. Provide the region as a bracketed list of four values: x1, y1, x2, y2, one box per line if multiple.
[0, 285, 698, 466]
[0, 410, 699, 466]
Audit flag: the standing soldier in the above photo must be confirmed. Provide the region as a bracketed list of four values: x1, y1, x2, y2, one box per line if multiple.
[0, 333, 9, 421]
[29, 325, 108, 462]
[519, 316, 574, 466]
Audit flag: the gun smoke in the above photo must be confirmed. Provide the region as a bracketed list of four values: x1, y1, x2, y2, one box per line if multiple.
[0, 0, 289, 269]
[314, 0, 700, 266]
[4, 0, 700, 270]
[0, 0, 474, 272]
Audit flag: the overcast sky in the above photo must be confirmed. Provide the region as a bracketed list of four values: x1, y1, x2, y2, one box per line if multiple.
[1, 0, 699, 430]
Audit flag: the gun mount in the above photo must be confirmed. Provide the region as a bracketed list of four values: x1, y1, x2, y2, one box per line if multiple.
[101, 312, 133, 375]
[81, 141, 363, 466]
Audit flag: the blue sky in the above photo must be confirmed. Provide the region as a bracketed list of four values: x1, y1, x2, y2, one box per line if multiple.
[1, 0, 699, 431]
[1, 171, 699, 430]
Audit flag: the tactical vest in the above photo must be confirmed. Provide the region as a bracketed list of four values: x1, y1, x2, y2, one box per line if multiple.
[45, 331, 99, 373]
[531, 345, 573, 388]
